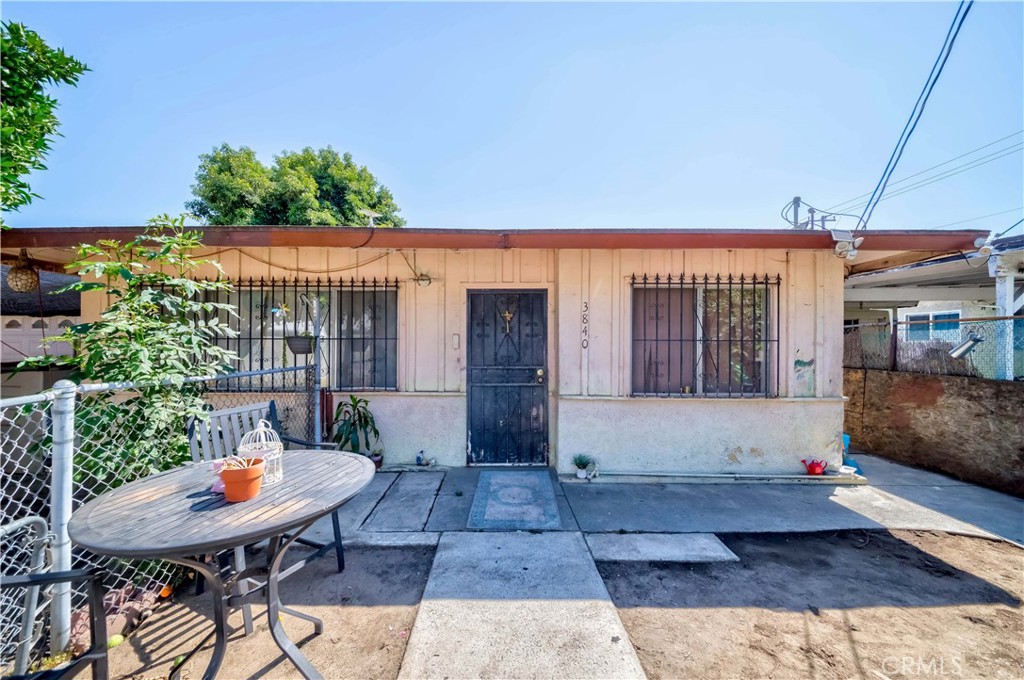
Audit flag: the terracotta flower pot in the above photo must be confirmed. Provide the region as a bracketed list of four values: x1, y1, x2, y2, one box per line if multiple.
[220, 460, 265, 502]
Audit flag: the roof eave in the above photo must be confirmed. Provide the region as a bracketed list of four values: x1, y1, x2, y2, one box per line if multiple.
[0, 225, 987, 254]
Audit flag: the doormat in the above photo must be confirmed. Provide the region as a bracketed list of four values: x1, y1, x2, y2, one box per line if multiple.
[467, 471, 561, 530]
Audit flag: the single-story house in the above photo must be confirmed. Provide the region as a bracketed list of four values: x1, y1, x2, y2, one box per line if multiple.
[2, 226, 983, 477]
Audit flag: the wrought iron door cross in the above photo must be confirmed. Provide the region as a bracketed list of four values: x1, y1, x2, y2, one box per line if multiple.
[501, 309, 514, 334]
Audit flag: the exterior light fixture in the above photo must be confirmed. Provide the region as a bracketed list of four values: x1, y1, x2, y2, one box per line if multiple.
[6, 249, 40, 292]
[358, 209, 382, 227]
[831, 229, 864, 261]
[974, 233, 995, 257]
[948, 331, 984, 359]
[415, 272, 432, 287]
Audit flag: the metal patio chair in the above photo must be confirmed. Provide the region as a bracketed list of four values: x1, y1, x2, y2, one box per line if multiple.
[186, 400, 345, 636]
[1, 516, 108, 680]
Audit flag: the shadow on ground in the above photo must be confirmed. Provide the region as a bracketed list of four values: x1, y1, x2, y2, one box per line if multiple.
[599, 530, 1024, 679]
[108, 545, 435, 680]
[855, 454, 1024, 543]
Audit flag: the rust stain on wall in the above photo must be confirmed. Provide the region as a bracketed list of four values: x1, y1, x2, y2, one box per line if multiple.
[887, 374, 946, 428]
[890, 374, 946, 407]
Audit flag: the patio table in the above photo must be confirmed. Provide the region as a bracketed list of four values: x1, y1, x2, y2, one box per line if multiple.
[68, 449, 375, 680]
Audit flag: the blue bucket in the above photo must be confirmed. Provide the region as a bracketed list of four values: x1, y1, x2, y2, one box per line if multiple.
[841, 433, 862, 474]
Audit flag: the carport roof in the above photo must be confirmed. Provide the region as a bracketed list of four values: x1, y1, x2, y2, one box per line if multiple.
[844, 233, 1023, 305]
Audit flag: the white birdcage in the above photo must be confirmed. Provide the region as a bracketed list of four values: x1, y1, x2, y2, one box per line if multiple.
[237, 419, 284, 485]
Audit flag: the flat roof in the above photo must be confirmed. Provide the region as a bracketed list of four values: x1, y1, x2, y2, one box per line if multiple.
[0, 225, 986, 253]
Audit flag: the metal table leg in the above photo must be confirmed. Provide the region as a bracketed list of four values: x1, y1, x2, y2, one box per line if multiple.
[165, 556, 230, 680]
[265, 527, 324, 680]
[164, 523, 325, 680]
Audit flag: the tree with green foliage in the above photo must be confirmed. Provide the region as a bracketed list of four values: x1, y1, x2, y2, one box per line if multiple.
[0, 21, 88, 224]
[19, 214, 238, 485]
[187, 144, 405, 227]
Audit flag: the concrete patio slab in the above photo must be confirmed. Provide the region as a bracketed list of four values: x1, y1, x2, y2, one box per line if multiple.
[856, 455, 1023, 543]
[586, 532, 739, 563]
[345, 532, 441, 547]
[853, 453, 972, 487]
[363, 472, 444, 532]
[304, 471, 397, 543]
[436, 466, 480, 496]
[564, 482, 1014, 541]
[398, 532, 645, 680]
[424, 489, 473, 531]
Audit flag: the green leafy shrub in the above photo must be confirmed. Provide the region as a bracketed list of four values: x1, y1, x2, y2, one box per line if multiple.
[19, 214, 238, 487]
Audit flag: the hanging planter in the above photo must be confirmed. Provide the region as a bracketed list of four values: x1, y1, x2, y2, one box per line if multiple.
[285, 335, 316, 355]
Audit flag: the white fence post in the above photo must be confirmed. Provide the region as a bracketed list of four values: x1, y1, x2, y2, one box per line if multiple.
[49, 379, 76, 653]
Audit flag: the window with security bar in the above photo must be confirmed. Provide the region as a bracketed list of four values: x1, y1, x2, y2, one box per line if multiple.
[630, 274, 780, 397]
[196, 278, 399, 391]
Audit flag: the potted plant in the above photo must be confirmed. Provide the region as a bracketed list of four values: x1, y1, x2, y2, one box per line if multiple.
[332, 396, 380, 463]
[219, 457, 266, 502]
[572, 454, 593, 479]
[370, 447, 384, 470]
[285, 331, 316, 355]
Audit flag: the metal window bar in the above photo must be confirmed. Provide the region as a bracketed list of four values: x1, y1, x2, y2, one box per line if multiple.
[183, 277, 400, 392]
[630, 273, 781, 398]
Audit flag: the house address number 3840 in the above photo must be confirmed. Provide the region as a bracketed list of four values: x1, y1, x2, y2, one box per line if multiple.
[581, 301, 589, 349]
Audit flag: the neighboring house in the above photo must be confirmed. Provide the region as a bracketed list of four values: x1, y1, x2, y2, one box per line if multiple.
[2, 226, 982, 476]
[0, 265, 79, 397]
[845, 233, 1024, 379]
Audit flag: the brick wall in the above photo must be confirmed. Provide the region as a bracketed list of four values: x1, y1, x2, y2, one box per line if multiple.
[844, 369, 1024, 497]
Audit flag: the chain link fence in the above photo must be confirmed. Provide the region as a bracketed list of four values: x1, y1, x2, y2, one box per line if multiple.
[1, 365, 317, 675]
[844, 316, 1024, 380]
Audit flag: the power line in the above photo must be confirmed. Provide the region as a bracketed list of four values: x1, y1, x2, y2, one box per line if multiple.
[995, 218, 1024, 238]
[839, 144, 1022, 213]
[826, 133, 1023, 212]
[856, 0, 974, 231]
[911, 206, 1023, 230]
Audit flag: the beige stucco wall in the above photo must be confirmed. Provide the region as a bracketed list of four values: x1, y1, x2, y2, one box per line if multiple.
[81, 245, 846, 473]
[344, 392, 467, 468]
[557, 396, 845, 475]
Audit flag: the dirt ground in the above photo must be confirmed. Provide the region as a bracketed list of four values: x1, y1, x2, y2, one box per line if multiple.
[599, 530, 1024, 680]
[106, 546, 435, 680]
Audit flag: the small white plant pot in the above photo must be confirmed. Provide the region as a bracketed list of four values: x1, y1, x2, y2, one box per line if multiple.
[576, 469, 588, 479]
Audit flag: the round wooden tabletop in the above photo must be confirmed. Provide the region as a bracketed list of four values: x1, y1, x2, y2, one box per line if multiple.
[68, 450, 375, 559]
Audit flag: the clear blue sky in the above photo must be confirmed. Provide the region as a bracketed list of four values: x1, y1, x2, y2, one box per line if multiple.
[5, 1, 1023, 235]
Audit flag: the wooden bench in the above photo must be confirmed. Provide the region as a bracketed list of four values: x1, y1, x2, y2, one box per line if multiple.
[186, 400, 345, 636]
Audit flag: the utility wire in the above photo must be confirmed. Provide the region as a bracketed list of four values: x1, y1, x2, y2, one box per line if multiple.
[912, 207, 1023, 230]
[826, 130, 1022, 212]
[839, 144, 1022, 213]
[995, 218, 1024, 238]
[856, 0, 974, 231]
